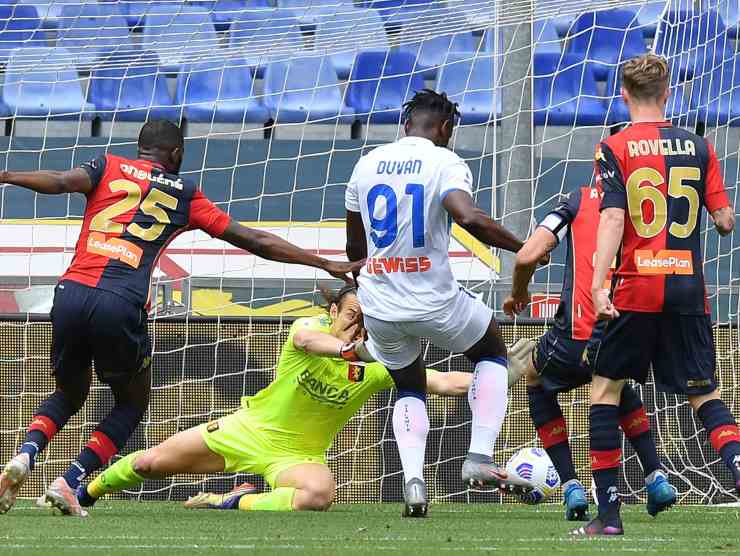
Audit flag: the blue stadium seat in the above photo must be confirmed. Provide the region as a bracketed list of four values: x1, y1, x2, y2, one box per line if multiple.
[207, 1, 270, 31]
[88, 49, 179, 121]
[635, 1, 665, 38]
[315, 7, 387, 80]
[710, 0, 739, 38]
[229, 9, 303, 75]
[3, 47, 94, 118]
[534, 52, 605, 126]
[18, 0, 96, 28]
[345, 50, 424, 124]
[655, 9, 733, 81]
[176, 58, 269, 123]
[400, 30, 476, 79]
[264, 55, 354, 123]
[533, 19, 561, 55]
[278, 0, 354, 24]
[436, 53, 499, 125]
[566, 9, 647, 81]
[0, 5, 45, 63]
[55, 7, 131, 67]
[689, 59, 740, 126]
[142, 5, 220, 72]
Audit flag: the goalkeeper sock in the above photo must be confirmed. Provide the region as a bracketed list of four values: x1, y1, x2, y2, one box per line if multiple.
[618, 384, 660, 477]
[696, 399, 740, 475]
[238, 488, 296, 511]
[467, 357, 508, 460]
[392, 393, 429, 483]
[19, 391, 76, 470]
[85, 450, 146, 500]
[527, 385, 576, 484]
[590, 404, 622, 519]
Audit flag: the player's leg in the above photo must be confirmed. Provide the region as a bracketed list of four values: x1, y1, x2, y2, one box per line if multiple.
[526, 333, 590, 520]
[363, 314, 429, 517]
[617, 383, 676, 516]
[0, 281, 93, 514]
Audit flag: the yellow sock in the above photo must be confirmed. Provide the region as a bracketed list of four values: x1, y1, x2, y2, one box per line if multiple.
[87, 450, 145, 499]
[237, 487, 296, 511]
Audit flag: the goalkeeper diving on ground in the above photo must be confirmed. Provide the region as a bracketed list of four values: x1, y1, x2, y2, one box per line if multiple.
[74, 286, 534, 514]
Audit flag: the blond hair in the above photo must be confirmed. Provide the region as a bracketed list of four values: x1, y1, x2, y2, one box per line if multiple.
[621, 54, 670, 102]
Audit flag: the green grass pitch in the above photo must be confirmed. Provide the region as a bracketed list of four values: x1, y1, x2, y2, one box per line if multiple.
[2, 501, 739, 555]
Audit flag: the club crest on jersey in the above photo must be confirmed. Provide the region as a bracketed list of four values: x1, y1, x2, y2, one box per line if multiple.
[348, 363, 365, 383]
[366, 256, 431, 274]
[87, 232, 143, 268]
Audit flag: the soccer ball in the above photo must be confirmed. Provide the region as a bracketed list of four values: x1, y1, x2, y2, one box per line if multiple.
[505, 447, 560, 505]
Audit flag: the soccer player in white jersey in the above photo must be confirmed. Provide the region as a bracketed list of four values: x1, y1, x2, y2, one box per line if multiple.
[345, 90, 535, 517]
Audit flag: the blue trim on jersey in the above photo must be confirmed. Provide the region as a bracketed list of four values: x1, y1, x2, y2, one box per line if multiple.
[478, 356, 508, 367]
[398, 390, 427, 403]
[440, 187, 467, 202]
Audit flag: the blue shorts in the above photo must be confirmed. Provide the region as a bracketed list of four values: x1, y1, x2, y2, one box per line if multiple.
[50, 280, 151, 385]
[592, 311, 716, 396]
[533, 329, 594, 393]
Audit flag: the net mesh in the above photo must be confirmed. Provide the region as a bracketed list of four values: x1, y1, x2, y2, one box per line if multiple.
[0, 0, 738, 506]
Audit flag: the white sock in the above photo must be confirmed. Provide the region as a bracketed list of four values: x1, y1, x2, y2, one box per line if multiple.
[392, 395, 429, 483]
[467, 358, 509, 458]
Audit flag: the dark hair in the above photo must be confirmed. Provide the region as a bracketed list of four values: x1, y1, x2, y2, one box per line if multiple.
[319, 284, 357, 311]
[138, 120, 184, 151]
[402, 89, 460, 125]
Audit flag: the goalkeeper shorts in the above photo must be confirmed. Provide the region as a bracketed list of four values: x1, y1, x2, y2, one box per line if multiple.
[200, 409, 326, 488]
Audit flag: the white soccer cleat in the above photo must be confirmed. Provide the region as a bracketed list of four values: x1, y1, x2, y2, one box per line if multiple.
[461, 458, 537, 497]
[402, 478, 428, 518]
[44, 477, 88, 517]
[507, 338, 536, 388]
[0, 453, 31, 514]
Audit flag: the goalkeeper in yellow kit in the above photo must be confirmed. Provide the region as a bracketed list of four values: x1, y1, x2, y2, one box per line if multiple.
[78, 286, 514, 513]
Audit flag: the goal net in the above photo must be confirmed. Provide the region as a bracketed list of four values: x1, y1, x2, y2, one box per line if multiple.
[0, 0, 738, 507]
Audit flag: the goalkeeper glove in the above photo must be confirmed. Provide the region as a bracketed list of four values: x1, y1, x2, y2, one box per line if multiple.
[340, 340, 375, 363]
[507, 338, 536, 388]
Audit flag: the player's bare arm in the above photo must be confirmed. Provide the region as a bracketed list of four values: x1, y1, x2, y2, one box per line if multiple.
[219, 221, 363, 284]
[0, 168, 93, 195]
[425, 369, 471, 396]
[442, 190, 523, 253]
[711, 206, 735, 236]
[345, 210, 367, 263]
[591, 207, 624, 321]
[504, 227, 558, 317]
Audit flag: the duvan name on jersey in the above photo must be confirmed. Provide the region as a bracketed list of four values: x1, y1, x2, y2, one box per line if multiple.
[376, 159, 423, 175]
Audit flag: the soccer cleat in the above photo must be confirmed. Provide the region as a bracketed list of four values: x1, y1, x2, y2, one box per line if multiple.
[402, 478, 427, 518]
[0, 453, 31, 514]
[732, 455, 740, 495]
[184, 482, 258, 510]
[461, 458, 536, 497]
[646, 471, 676, 517]
[44, 477, 88, 517]
[570, 515, 624, 536]
[562, 480, 590, 521]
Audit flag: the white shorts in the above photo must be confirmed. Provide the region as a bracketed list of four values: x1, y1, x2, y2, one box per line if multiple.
[363, 288, 494, 370]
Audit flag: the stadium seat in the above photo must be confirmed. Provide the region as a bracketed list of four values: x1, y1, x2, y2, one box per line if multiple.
[88, 49, 179, 121]
[533, 19, 561, 55]
[655, 9, 733, 81]
[3, 47, 94, 118]
[0, 4, 45, 63]
[688, 59, 740, 127]
[277, 0, 354, 25]
[229, 8, 303, 76]
[55, 6, 131, 68]
[711, 0, 740, 38]
[264, 55, 353, 124]
[314, 7, 387, 80]
[18, 0, 97, 28]
[436, 53, 499, 125]
[400, 30, 476, 80]
[345, 50, 424, 124]
[142, 5, 220, 72]
[208, 1, 270, 31]
[176, 58, 268, 124]
[533, 52, 606, 126]
[566, 9, 647, 81]
[634, 1, 665, 38]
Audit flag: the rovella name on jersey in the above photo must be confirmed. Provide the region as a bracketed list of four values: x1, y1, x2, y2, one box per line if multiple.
[626, 138, 696, 158]
[119, 163, 184, 190]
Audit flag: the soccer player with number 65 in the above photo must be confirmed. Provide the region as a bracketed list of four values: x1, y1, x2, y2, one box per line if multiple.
[0, 120, 362, 517]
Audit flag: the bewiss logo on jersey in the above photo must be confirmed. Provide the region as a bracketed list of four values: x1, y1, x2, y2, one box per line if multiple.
[634, 249, 693, 275]
[120, 163, 183, 190]
[87, 231, 143, 268]
[366, 256, 431, 274]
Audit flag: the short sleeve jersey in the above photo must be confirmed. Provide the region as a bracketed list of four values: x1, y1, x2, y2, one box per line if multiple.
[62, 154, 231, 308]
[240, 315, 394, 456]
[538, 186, 605, 340]
[596, 122, 729, 314]
[345, 136, 474, 321]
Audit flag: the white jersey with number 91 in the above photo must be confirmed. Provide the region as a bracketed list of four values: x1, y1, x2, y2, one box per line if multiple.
[345, 136, 474, 322]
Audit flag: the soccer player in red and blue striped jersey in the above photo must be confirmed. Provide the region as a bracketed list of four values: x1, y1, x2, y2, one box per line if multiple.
[0, 120, 361, 517]
[583, 54, 738, 536]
